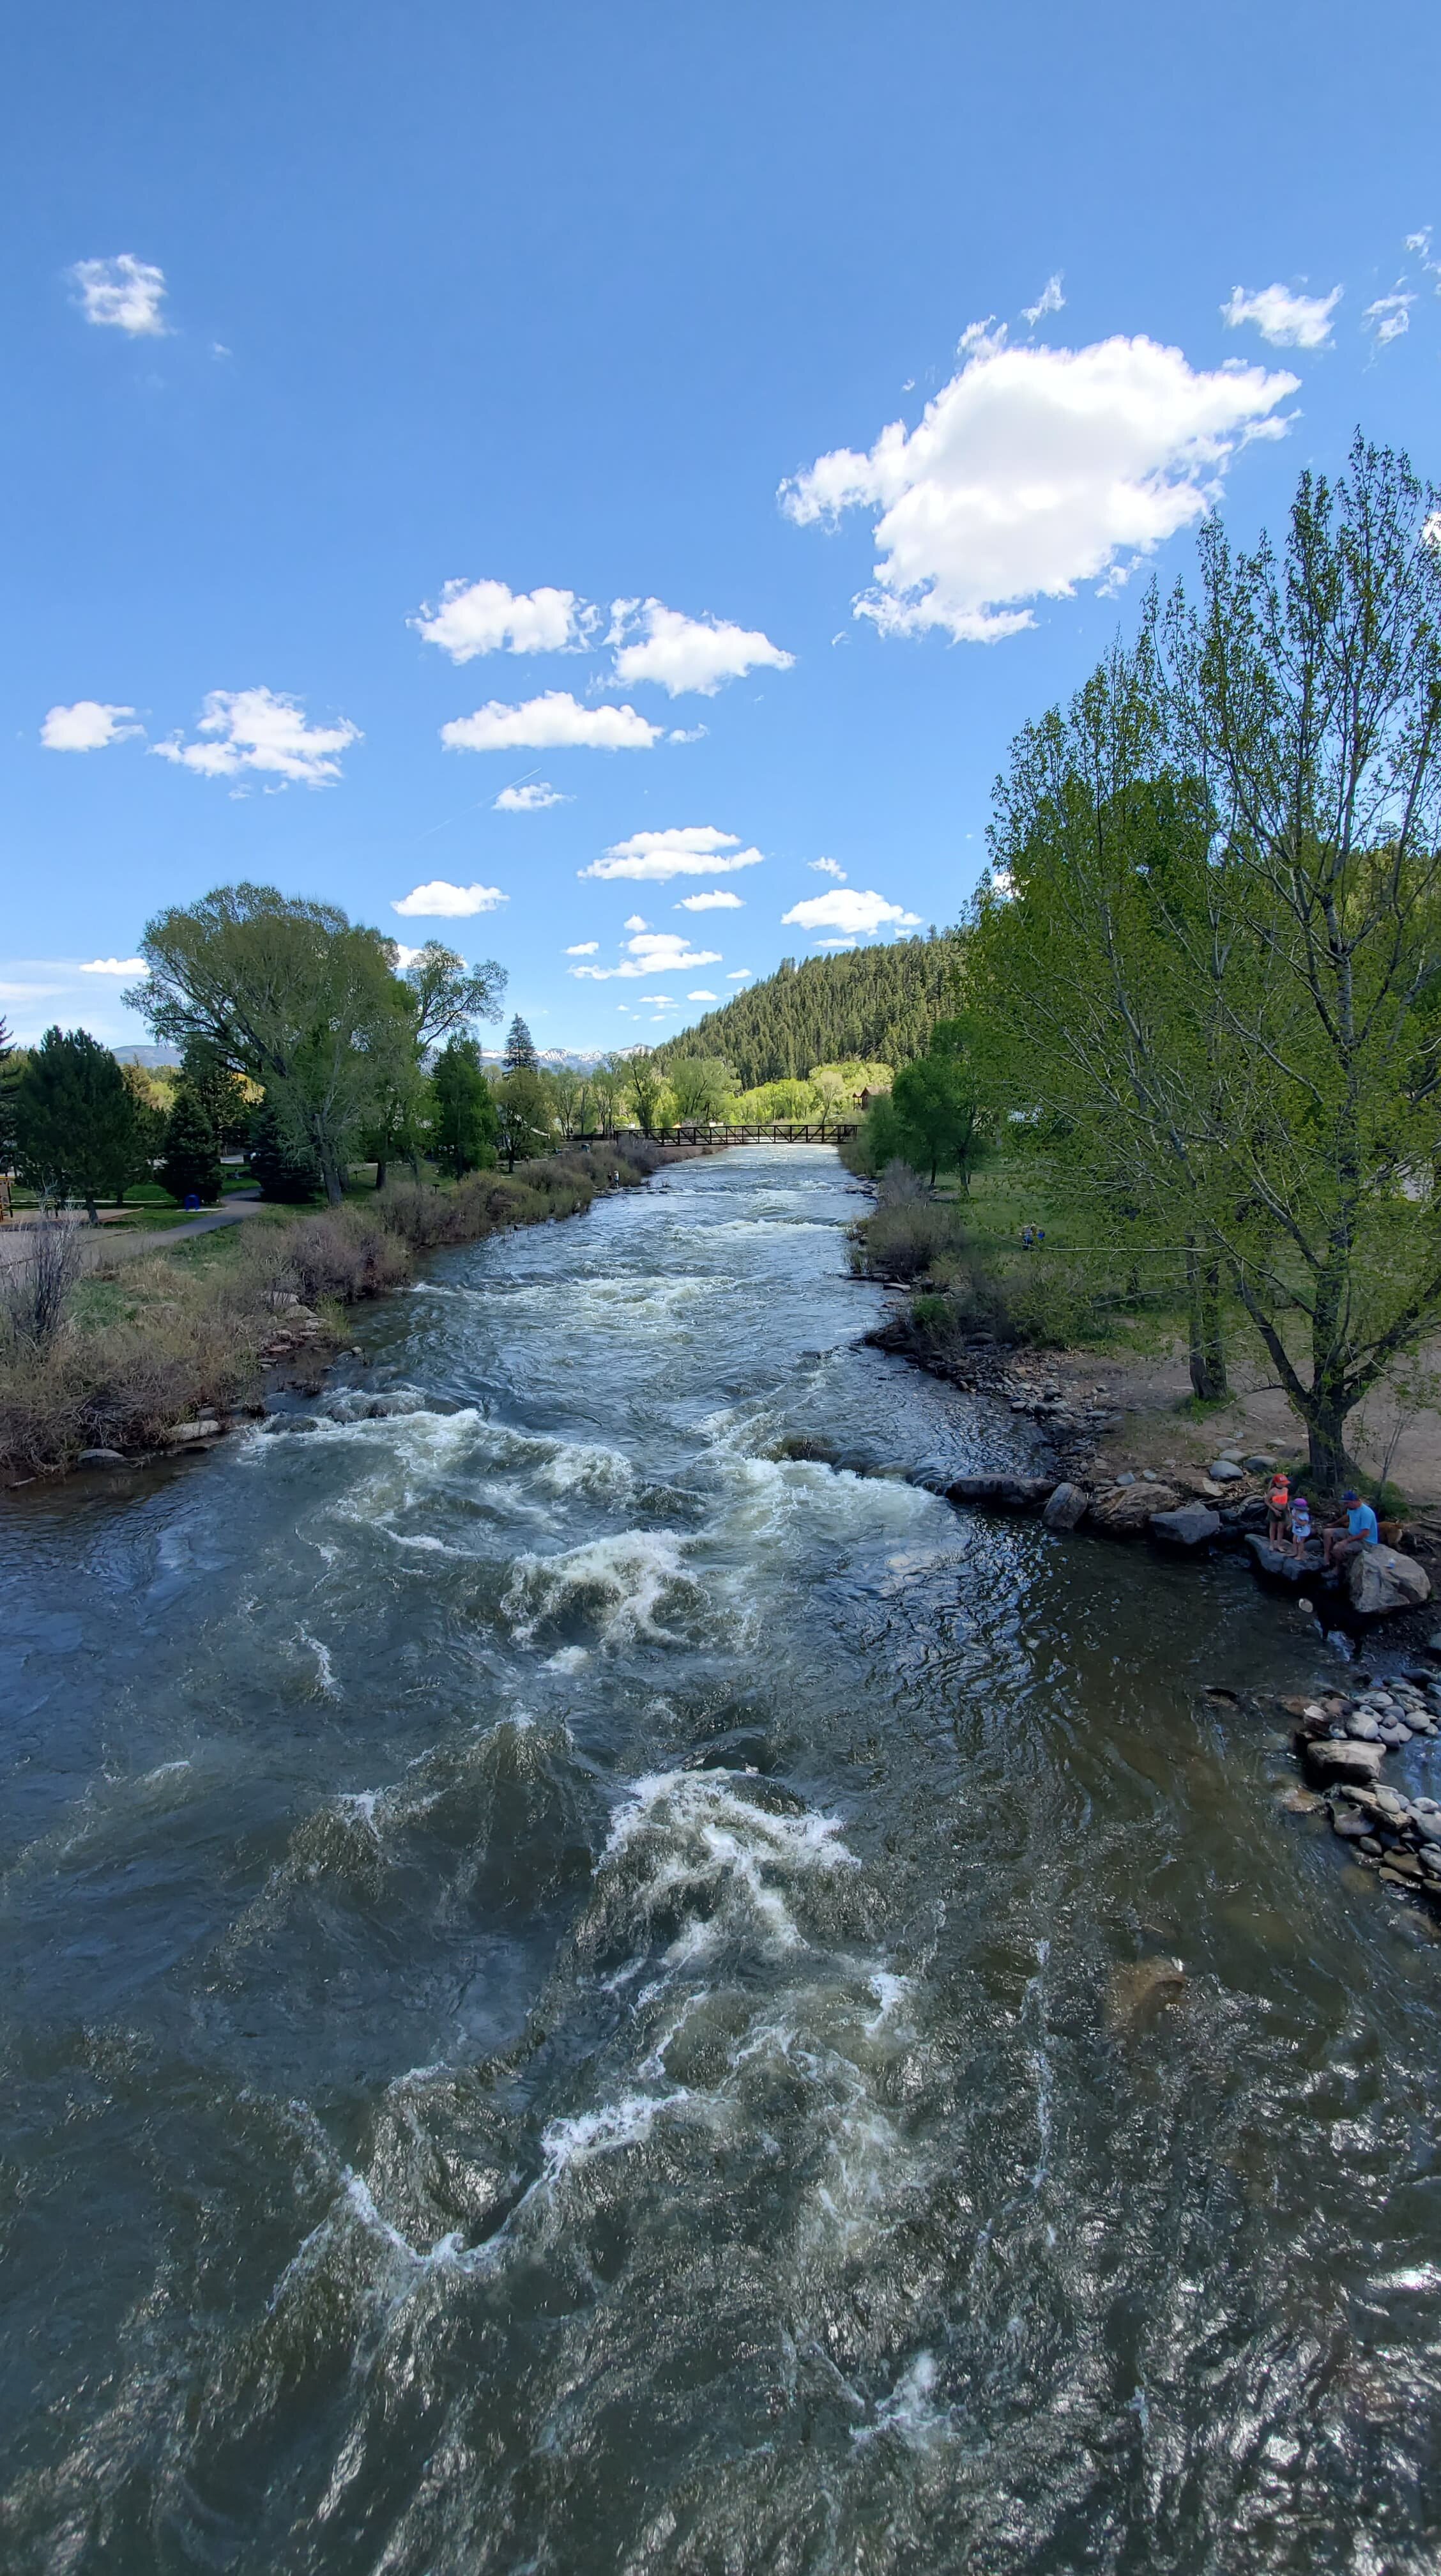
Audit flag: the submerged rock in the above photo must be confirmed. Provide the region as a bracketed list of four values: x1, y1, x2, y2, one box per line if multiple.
[1106, 1957, 1186, 2034]
[1348, 1544, 1432, 1616]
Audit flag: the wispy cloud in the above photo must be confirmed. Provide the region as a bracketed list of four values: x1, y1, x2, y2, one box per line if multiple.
[1021, 273, 1065, 326]
[494, 779, 570, 811]
[70, 253, 169, 336]
[781, 323, 1295, 642]
[42, 700, 142, 752]
[79, 956, 146, 974]
[392, 880, 508, 917]
[1222, 281, 1342, 349]
[570, 931, 723, 981]
[441, 692, 662, 751]
[808, 856, 846, 880]
[580, 826, 765, 884]
[565, 940, 600, 955]
[607, 598, 793, 696]
[153, 687, 360, 786]
[1364, 291, 1414, 346]
[675, 889, 744, 910]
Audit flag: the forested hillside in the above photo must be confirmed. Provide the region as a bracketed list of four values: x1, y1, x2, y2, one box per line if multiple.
[656, 933, 961, 1087]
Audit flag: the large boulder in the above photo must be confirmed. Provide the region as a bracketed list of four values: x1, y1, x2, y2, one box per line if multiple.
[1244, 1533, 1315, 1586]
[1302, 1736, 1386, 1784]
[1149, 1503, 1223, 1549]
[1090, 1481, 1180, 1535]
[1041, 1481, 1089, 1531]
[945, 1474, 1054, 1512]
[1349, 1544, 1432, 1616]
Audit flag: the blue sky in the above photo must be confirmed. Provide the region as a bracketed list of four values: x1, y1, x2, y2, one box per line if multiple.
[4, 0, 1440, 1053]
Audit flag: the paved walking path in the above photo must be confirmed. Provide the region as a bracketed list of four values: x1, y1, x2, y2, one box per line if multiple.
[0, 1195, 272, 1273]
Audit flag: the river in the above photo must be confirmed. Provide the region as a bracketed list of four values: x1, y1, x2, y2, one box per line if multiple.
[3, 1144, 1439, 2573]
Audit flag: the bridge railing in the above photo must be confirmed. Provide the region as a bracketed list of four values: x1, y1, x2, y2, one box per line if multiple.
[566, 1121, 860, 1145]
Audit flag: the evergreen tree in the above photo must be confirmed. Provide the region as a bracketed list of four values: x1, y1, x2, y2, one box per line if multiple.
[247, 1097, 324, 1202]
[431, 1037, 499, 1177]
[179, 1034, 252, 1150]
[160, 1086, 224, 1203]
[503, 1014, 539, 1072]
[12, 1025, 142, 1220]
[0, 1016, 22, 1171]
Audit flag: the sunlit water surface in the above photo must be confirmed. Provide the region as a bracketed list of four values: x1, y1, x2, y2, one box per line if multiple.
[3, 1147, 1439, 2573]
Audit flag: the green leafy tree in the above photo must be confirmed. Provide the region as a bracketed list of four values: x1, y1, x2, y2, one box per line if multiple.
[159, 1087, 224, 1203]
[118, 1062, 169, 1201]
[179, 1036, 253, 1151]
[669, 1057, 734, 1123]
[494, 1067, 552, 1167]
[402, 942, 507, 1048]
[887, 1023, 988, 1188]
[503, 1014, 539, 1073]
[431, 1036, 499, 1177]
[0, 1016, 19, 1170]
[12, 1027, 142, 1221]
[626, 1052, 665, 1137]
[127, 884, 406, 1204]
[247, 1097, 323, 1202]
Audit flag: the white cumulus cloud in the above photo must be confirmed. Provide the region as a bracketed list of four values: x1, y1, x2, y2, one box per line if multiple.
[608, 598, 794, 696]
[494, 779, 570, 811]
[570, 931, 723, 981]
[1364, 292, 1414, 346]
[42, 700, 142, 752]
[441, 692, 662, 752]
[70, 254, 168, 336]
[687, 989, 718, 1000]
[780, 325, 1297, 642]
[623, 913, 649, 931]
[581, 825, 765, 884]
[411, 579, 591, 662]
[726, 969, 753, 981]
[1022, 273, 1065, 326]
[565, 940, 600, 955]
[79, 956, 146, 974]
[392, 880, 508, 917]
[814, 937, 857, 950]
[808, 855, 846, 879]
[1222, 281, 1342, 349]
[153, 687, 360, 786]
[675, 889, 744, 910]
[782, 889, 922, 935]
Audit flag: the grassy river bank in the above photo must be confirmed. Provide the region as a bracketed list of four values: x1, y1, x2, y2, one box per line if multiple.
[0, 1144, 685, 1484]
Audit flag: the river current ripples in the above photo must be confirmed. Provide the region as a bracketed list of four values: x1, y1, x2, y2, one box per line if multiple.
[3, 1146, 1440, 2572]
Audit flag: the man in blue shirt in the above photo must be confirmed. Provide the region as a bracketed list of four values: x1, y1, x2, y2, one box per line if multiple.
[1323, 1489, 1380, 1570]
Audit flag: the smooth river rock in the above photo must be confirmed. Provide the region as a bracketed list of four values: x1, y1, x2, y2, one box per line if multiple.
[1148, 1503, 1223, 1549]
[1209, 1459, 1245, 1483]
[1348, 1544, 1432, 1615]
[1303, 1736, 1387, 1784]
[945, 1474, 1055, 1513]
[1090, 1481, 1181, 1535]
[1041, 1481, 1090, 1531]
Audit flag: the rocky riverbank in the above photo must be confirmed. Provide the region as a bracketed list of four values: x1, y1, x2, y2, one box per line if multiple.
[1283, 1678, 1441, 1912]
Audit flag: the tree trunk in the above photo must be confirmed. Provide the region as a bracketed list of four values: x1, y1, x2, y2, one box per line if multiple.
[1186, 1248, 1229, 1401]
[321, 1156, 344, 1206]
[374, 1156, 387, 1192]
[85, 1193, 100, 1225]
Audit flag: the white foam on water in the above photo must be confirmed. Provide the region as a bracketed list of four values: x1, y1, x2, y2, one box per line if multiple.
[502, 1530, 701, 1648]
[604, 1770, 859, 1956]
[141, 1759, 192, 1785]
[531, 1439, 635, 1503]
[852, 2352, 953, 2453]
[544, 1644, 591, 1673]
[539, 2089, 694, 2179]
[299, 1630, 341, 1699]
[864, 1970, 913, 2034]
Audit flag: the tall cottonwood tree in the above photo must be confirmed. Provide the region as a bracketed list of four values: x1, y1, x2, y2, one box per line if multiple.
[129, 885, 406, 1204]
[976, 438, 1441, 1483]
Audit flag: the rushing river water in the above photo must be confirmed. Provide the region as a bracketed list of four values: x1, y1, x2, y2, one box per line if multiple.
[3, 1145, 1440, 2573]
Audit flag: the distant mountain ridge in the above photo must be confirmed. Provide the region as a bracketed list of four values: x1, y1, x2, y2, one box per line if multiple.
[653, 933, 962, 1088]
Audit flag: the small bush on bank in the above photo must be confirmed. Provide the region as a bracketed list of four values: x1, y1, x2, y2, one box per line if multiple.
[851, 1195, 969, 1282]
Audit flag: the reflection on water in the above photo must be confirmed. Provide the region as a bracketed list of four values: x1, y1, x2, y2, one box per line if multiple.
[2, 1147, 1439, 2572]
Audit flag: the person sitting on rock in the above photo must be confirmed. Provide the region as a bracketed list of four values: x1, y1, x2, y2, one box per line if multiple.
[1323, 1489, 1379, 1569]
[1267, 1472, 1291, 1547]
[1289, 1492, 1312, 1558]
